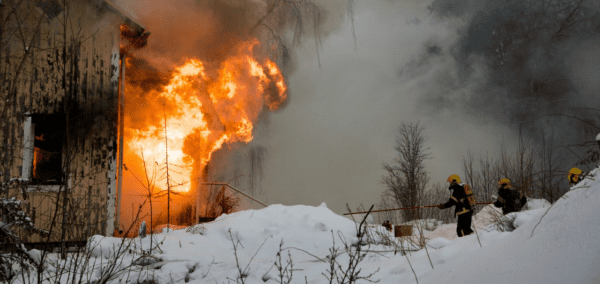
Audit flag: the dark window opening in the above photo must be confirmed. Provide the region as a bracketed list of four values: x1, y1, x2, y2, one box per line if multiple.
[32, 113, 65, 185]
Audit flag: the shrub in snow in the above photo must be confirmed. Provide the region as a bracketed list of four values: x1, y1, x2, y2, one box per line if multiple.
[185, 224, 207, 235]
[132, 254, 162, 267]
[0, 178, 47, 282]
[364, 226, 397, 246]
[493, 213, 518, 232]
[485, 199, 546, 232]
[471, 199, 550, 233]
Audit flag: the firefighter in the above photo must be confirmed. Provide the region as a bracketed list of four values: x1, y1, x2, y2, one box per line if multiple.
[568, 168, 586, 187]
[493, 178, 527, 215]
[437, 174, 474, 237]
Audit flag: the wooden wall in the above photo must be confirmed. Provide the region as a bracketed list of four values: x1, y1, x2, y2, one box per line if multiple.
[0, 0, 126, 243]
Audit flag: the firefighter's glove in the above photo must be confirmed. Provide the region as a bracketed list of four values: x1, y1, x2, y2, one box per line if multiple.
[437, 203, 445, 210]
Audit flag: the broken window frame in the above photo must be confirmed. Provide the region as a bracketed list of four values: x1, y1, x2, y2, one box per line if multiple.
[22, 113, 67, 191]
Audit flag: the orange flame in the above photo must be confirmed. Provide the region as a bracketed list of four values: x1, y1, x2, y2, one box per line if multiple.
[125, 40, 287, 194]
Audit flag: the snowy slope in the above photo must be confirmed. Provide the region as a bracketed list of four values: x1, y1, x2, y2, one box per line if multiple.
[420, 167, 600, 284]
[26, 167, 600, 284]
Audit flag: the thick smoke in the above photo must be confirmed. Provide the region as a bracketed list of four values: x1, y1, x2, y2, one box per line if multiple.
[117, 0, 352, 127]
[115, 0, 600, 216]
[252, 0, 599, 214]
[114, 0, 354, 214]
[116, 0, 349, 72]
[419, 0, 600, 140]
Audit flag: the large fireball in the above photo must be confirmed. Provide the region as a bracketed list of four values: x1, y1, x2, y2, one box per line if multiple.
[125, 41, 286, 193]
[119, 40, 286, 233]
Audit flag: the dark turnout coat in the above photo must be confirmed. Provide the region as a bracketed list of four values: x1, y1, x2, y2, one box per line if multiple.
[442, 183, 472, 216]
[493, 186, 527, 215]
[441, 183, 474, 237]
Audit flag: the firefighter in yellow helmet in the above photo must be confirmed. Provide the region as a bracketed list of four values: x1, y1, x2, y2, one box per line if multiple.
[437, 175, 474, 237]
[568, 168, 586, 187]
[493, 178, 527, 215]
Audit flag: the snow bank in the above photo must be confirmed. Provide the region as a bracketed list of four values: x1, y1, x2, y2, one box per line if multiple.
[88, 235, 130, 259]
[419, 167, 600, 284]
[23, 168, 600, 284]
[80, 202, 367, 284]
[525, 198, 551, 210]
[423, 203, 503, 241]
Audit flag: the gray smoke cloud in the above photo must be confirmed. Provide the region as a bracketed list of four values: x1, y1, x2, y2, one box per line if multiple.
[422, 0, 600, 136]
[247, 0, 526, 214]
[251, 0, 600, 215]
[116, 0, 600, 216]
[114, 0, 349, 72]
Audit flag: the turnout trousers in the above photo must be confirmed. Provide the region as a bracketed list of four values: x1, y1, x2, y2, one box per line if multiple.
[456, 211, 474, 237]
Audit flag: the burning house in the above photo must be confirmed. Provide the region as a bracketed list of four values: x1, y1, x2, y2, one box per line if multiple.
[2, 0, 289, 242]
[0, 0, 148, 243]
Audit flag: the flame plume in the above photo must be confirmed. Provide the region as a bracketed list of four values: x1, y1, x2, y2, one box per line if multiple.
[121, 40, 286, 231]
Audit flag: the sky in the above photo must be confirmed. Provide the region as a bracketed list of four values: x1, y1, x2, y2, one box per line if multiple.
[252, 0, 518, 214]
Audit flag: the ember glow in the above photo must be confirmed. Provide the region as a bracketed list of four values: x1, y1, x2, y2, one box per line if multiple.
[124, 41, 287, 194]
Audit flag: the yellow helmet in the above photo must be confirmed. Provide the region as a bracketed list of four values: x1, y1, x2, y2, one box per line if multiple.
[498, 178, 511, 186]
[568, 168, 582, 182]
[569, 168, 582, 175]
[447, 174, 461, 183]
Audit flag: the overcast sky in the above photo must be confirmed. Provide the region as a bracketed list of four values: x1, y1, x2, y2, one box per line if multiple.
[251, 0, 519, 215]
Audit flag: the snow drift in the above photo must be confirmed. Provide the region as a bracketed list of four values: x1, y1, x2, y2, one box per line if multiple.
[22, 167, 600, 283]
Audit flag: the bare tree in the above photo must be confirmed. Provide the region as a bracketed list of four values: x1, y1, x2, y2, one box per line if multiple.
[550, 108, 600, 170]
[205, 184, 240, 218]
[462, 151, 499, 211]
[420, 183, 455, 224]
[374, 192, 402, 225]
[382, 122, 430, 222]
[252, 0, 355, 70]
[461, 125, 570, 207]
[535, 129, 562, 202]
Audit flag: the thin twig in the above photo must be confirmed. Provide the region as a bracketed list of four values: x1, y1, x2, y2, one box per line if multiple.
[405, 252, 418, 284]
[531, 193, 568, 237]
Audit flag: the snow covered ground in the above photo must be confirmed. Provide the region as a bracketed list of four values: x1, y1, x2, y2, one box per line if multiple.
[18, 167, 600, 283]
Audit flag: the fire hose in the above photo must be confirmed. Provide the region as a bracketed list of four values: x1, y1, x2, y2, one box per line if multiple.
[343, 202, 493, 215]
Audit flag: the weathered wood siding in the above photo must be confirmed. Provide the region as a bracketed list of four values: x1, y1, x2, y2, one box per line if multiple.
[0, 0, 125, 243]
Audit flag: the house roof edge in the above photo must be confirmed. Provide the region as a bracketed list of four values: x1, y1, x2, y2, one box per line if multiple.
[102, 0, 146, 33]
